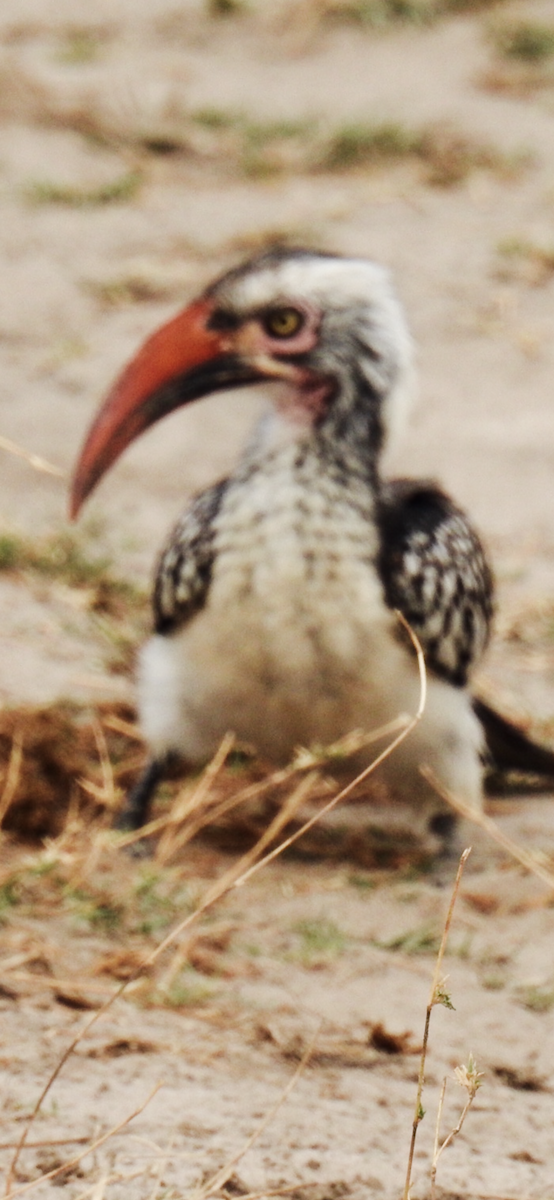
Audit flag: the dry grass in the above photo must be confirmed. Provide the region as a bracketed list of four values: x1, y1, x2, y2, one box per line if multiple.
[0, 56, 526, 190]
[2, 665, 554, 1195]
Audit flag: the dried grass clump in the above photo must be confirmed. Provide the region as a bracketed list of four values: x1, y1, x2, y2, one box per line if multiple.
[0, 702, 139, 838]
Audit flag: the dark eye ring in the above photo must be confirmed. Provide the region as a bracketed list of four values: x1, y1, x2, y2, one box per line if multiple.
[262, 306, 305, 339]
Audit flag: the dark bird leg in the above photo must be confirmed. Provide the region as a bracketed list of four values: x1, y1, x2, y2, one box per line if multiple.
[116, 757, 166, 832]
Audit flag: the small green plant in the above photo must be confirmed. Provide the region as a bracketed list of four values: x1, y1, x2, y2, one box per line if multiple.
[207, 0, 247, 14]
[0, 879, 21, 921]
[517, 983, 554, 1013]
[491, 20, 554, 63]
[321, 122, 420, 170]
[292, 917, 347, 963]
[377, 922, 442, 955]
[25, 171, 142, 208]
[0, 527, 145, 610]
[192, 107, 239, 131]
[311, 0, 505, 30]
[65, 887, 123, 934]
[349, 872, 376, 891]
[496, 236, 554, 285]
[0, 534, 21, 571]
[132, 869, 192, 935]
[150, 967, 215, 1008]
[481, 972, 506, 991]
[55, 27, 105, 64]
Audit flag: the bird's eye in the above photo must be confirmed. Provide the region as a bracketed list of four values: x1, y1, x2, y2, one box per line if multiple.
[262, 307, 304, 339]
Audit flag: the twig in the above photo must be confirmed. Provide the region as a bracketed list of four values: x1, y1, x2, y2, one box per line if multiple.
[192, 1028, 319, 1200]
[431, 1075, 447, 1186]
[402, 848, 471, 1200]
[421, 765, 554, 892]
[4, 1084, 161, 1199]
[0, 435, 65, 477]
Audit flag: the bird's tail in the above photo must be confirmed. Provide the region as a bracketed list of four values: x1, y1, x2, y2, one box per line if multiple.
[474, 697, 554, 792]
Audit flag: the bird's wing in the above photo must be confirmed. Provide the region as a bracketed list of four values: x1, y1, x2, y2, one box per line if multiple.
[153, 478, 229, 634]
[377, 479, 494, 687]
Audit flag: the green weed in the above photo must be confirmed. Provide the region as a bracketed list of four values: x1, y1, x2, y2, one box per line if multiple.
[0, 879, 21, 922]
[0, 527, 145, 609]
[305, 0, 508, 30]
[320, 122, 420, 170]
[491, 20, 554, 63]
[65, 887, 123, 934]
[517, 983, 554, 1013]
[55, 27, 105, 64]
[496, 236, 554, 286]
[207, 0, 247, 15]
[132, 869, 192, 936]
[292, 917, 348, 963]
[25, 171, 142, 208]
[150, 968, 215, 1008]
[376, 923, 442, 955]
[0, 535, 20, 571]
[192, 107, 239, 130]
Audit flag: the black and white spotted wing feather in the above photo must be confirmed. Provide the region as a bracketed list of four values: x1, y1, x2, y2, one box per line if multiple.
[377, 479, 494, 687]
[154, 478, 229, 634]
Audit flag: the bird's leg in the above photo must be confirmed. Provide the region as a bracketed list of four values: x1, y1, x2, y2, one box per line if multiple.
[116, 757, 166, 832]
[427, 809, 458, 858]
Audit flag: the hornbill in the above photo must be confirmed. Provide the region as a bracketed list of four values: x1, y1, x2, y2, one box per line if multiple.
[70, 247, 554, 839]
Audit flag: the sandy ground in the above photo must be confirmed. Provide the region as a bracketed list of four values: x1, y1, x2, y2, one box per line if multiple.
[1, 0, 554, 1197]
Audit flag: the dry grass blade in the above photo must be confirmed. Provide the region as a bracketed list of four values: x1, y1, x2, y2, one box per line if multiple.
[4, 1083, 161, 1199]
[4, 615, 425, 1192]
[156, 731, 236, 863]
[402, 848, 471, 1200]
[0, 435, 65, 478]
[225, 1186, 319, 1200]
[0, 1139, 90, 1150]
[421, 765, 554, 892]
[79, 718, 119, 811]
[0, 729, 24, 830]
[118, 708, 412, 857]
[115, 744, 314, 855]
[192, 1027, 319, 1200]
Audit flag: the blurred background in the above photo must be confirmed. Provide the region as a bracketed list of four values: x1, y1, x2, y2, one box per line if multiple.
[0, 0, 553, 719]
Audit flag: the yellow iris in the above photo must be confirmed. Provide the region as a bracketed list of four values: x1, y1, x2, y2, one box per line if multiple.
[264, 307, 304, 339]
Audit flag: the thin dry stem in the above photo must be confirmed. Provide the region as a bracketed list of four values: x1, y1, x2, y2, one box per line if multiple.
[0, 729, 23, 830]
[421, 765, 554, 892]
[4, 1084, 161, 1199]
[429, 848, 472, 1006]
[193, 1027, 319, 1200]
[156, 731, 236, 863]
[0, 1139, 90, 1151]
[431, 1076, 448, 1182]
[402, 848, 471, 1200]
[0, 435, 65, 477]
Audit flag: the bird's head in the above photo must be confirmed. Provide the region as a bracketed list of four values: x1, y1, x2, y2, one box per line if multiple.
[70, 247, 414, 517]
